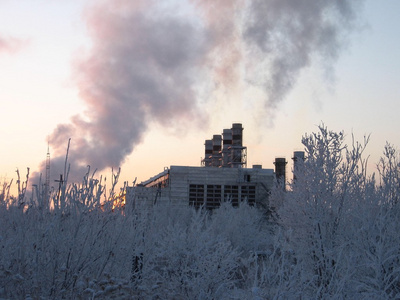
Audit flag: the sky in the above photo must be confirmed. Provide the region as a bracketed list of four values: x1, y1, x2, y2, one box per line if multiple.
[1, 0, 399, 194]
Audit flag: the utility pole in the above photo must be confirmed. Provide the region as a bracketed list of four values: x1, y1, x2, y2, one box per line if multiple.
[55, 174, 63, 208]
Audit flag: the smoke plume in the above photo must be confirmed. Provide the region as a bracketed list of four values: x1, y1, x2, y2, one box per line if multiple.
[43, 0, 210, 182]
[36, 0, 364, 183]
[243, 0, 363, 113]
[0, 35, 25, 54]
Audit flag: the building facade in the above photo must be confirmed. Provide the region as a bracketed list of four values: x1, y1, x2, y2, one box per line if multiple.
[126, 123, 303, 210]
[131, 165, 274, 209]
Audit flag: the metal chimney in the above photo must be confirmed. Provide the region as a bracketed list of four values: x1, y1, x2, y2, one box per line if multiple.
[231, 123, 243, 146]
[292, 151, 305, 181]
[230, 123, 246, 167]
[274, 157, 287, 189]
[203, 139, 213, 167]
[222, 128, 232, 167]
[212, 134, 222, 167]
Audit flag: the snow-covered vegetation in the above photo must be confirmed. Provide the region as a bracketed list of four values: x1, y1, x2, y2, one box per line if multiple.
[1, 124, 400, 299]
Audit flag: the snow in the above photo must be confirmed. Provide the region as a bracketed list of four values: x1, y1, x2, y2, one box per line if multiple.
[1, 124, 400, 298]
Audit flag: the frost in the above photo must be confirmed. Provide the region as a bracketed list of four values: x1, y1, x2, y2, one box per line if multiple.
[1, 124, 400, 298]
[83, 288, 95, 294]
[13, 274, 24, 281]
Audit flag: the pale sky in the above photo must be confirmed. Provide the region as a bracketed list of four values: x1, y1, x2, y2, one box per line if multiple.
[1, 1, 399, 193]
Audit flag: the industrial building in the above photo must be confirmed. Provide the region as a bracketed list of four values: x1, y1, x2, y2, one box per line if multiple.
[128, 123, 302, 210]
[134, 165, 274, 209]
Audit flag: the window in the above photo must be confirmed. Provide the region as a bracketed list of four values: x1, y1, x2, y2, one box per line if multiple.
[206, 185, 222, 209]
[241, 185, 256, 206]
[224, 185, 239, 207]
[189, 184, 204, 209]
[244, 174, 251, 182]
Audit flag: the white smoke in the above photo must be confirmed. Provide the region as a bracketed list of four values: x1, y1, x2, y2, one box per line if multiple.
[34, 0, 364, 182]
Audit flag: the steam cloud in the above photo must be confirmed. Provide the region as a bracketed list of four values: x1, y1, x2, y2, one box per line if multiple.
[244, 0, 362, 111]
[38, 0, 364, 183]
[0, 35, 24, 54]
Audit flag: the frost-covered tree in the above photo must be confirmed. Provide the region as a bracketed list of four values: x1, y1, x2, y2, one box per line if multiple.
[348, 143, 400, 299]
[2, 124, 400, 298]
[271, 124, 400, 298]
[136, 206, 239, 299]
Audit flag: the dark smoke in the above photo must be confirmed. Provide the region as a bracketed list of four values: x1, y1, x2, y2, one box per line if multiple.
[34, 0, 364, 184]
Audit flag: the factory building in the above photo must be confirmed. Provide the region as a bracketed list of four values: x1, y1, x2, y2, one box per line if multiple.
[134, 165, 274, 209]
[128, 123, 304, 210]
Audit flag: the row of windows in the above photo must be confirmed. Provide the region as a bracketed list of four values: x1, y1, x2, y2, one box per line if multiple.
[189, 184, 256, 209]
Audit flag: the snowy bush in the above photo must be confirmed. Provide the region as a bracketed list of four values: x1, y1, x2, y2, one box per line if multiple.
[1, 124, 400, 298]
[271, 124, 400, 299]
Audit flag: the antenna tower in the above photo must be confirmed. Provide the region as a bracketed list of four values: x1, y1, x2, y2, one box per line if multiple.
[45, 141, 50, 204]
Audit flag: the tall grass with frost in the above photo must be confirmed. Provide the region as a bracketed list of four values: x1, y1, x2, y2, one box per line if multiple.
[1, 125, 400, 298]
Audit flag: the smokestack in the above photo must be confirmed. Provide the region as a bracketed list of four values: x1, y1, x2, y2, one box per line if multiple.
[203, 139, 213, 167]
[212, 134, 222, 167]
[292, 151, 305, 181]
[231, 123, 243, 147]
[274, 157, 287, 189]
[222, 128, 232, 167]
[230, 123, 246, 168]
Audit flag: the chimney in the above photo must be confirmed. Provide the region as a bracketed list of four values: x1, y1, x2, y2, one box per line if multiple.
[203, 139, 213, 167]
[222, 128, 232, 167]
[212, 134, 222, 167]
[292, 151, 305, 181]
[230, 123, 245, 168]
[274, 157, 287, 189]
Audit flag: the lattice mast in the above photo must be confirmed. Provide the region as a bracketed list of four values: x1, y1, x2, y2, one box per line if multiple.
[45, 141, 50, 204]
